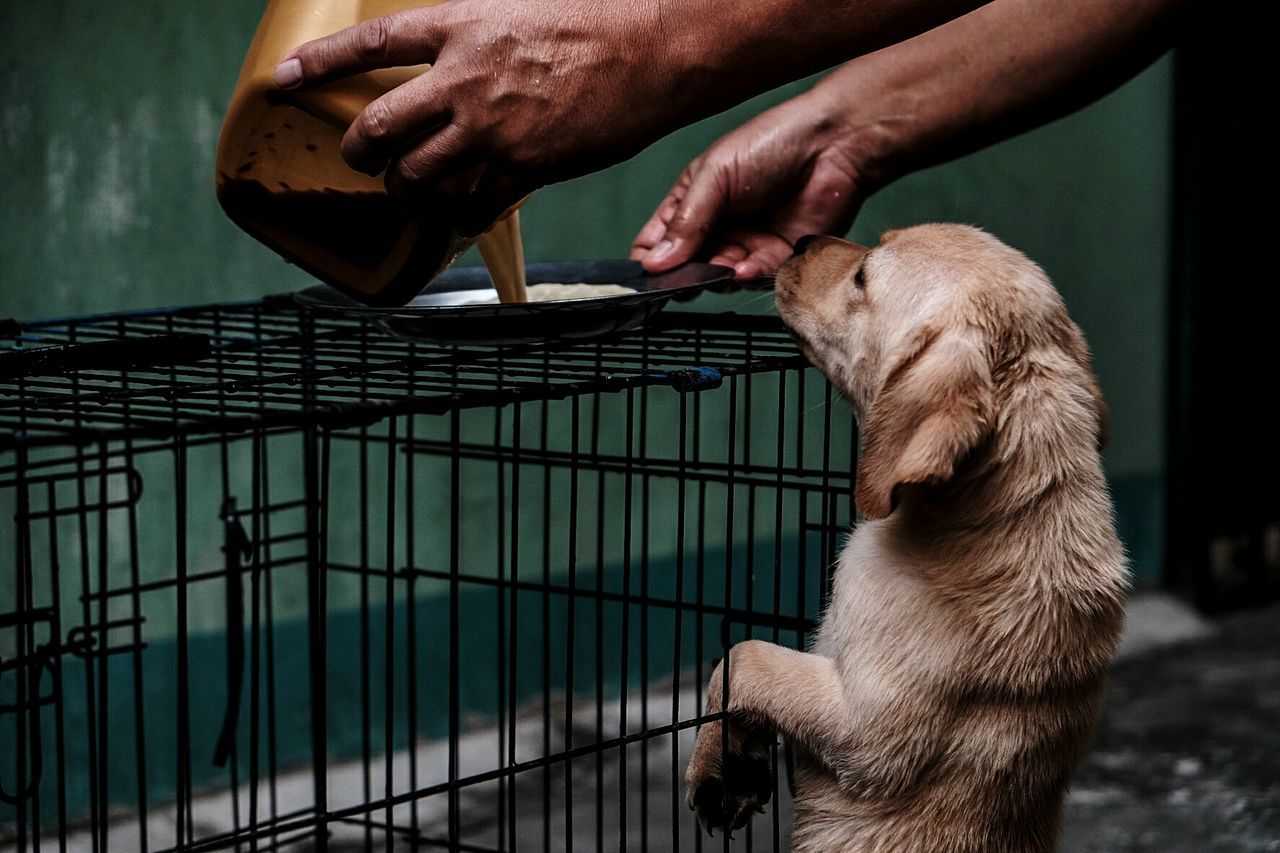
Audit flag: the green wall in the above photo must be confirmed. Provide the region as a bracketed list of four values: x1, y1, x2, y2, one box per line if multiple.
[0, 7, 1168, 572]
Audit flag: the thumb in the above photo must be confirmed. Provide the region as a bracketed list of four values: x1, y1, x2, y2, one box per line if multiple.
[641, 161, 729, 273]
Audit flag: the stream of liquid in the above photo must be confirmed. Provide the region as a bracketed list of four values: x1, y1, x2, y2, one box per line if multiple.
[475, 209, 528, 303]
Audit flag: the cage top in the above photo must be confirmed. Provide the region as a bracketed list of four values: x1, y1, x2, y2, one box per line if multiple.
[0, 297, 806, 451]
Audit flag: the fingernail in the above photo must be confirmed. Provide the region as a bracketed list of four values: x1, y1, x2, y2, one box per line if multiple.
[273, 58, 303, 89]
[649, 239, 674, 262]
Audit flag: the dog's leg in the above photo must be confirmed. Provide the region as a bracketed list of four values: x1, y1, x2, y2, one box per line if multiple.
[687, 639, 846, 835]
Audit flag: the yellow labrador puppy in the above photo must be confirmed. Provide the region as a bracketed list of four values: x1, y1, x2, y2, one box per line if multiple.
[686, 225, 1127, 852]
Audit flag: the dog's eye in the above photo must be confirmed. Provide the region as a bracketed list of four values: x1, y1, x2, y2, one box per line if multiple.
[853, 267, 866, 288]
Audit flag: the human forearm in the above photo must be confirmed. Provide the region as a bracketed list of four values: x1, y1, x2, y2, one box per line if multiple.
[657, 0, 991, 130]
[805, 0, 1185, 191]
[633, 0, 1183, 277]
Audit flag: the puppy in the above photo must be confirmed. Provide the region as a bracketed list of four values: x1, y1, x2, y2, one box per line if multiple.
[685, 224, 1127, 852]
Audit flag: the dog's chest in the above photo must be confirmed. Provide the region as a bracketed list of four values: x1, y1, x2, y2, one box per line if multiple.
[812, 524, 958, 679]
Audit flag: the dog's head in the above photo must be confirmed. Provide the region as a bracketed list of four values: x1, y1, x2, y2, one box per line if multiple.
[776, 224, 1107, 521]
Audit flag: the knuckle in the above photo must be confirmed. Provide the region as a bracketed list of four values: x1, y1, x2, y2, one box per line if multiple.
[395, 156, 419, 183]
[358, 101, 393, 141]
[358, 16, 391, 62]
[670, 208, 705, 237]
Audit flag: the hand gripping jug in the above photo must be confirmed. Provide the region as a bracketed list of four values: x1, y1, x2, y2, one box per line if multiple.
[217, 0, 524, 306]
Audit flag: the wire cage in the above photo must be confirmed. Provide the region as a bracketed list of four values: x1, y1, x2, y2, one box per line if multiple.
[0, 298, 857, 852]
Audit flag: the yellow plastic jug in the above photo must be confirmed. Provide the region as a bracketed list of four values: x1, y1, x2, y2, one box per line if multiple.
[217, 0, 517, 306]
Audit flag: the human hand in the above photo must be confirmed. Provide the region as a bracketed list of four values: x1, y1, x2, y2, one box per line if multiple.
[632, 0, 1185, 282]
[631, 92, 874, 281]
[274, 0, 690, 235]
[274, 0, 988, 238]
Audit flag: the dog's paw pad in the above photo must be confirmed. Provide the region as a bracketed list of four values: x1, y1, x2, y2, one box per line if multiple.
[687, 745, 774, 835]
[725, 747, 774, 805]
[690, 775, 725, 820]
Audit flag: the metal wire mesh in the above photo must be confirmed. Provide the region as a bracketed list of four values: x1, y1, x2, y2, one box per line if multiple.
[0, 299, 857, 852]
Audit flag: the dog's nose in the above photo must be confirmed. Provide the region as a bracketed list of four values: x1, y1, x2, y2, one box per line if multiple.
[792, 234, 822, 257]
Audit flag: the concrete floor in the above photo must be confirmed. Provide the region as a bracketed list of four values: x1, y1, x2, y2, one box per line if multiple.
[1059, 598, 1279, 852]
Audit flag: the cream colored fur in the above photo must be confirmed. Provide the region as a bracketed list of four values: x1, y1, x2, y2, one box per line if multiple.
[685, 224, 1128, 852]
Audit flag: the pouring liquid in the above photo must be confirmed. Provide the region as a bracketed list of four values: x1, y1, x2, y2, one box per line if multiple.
[477, 209, 528, 303]
[217, 0, 534, 306]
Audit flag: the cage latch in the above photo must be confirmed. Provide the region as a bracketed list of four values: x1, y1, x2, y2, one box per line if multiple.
[212, 497, 254, 769]
[0, 609, 57, 806]
[657, 366, 724, 393]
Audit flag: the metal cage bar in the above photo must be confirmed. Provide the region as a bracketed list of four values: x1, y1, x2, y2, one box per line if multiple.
[0, 301, 856, 852]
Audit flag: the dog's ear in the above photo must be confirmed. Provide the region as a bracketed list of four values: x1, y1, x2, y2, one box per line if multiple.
[1051, 314, 1109, 451]
[1087, 380, 1109, 450]
[855, 325, 994, 520]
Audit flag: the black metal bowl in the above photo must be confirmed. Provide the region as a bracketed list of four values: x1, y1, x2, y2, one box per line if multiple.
[293, 260, 734, 345]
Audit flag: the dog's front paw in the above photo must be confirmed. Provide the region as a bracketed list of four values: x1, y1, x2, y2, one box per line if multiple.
[685, 724, 774, 837]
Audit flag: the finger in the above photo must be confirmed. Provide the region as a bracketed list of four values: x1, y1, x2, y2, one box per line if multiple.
[386, 124, 483, 194]
[707, 243, 748, 268]
[734, 258, 764, 281]
[458, 171, 535, 238]
[631, 170, 692, 258]
[274, 11, 446, 90]
[733, 232, 794, 281]
[342, 77, 453, 175]
[631, 196, 679, 257]
[641, 162, 729, 274]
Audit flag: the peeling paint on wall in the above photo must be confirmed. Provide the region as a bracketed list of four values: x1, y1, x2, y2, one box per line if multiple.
[44, 135, 76, 241]
[86, 121, 142, 237]
[189, 96, 221, 180]
[1, 90, 33, 150]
